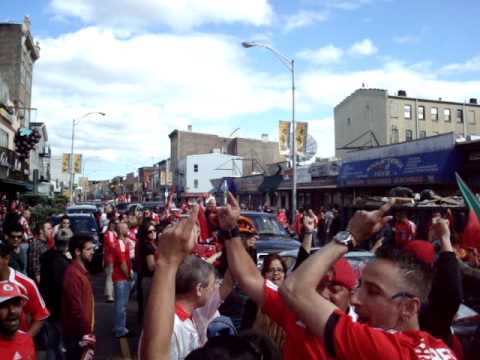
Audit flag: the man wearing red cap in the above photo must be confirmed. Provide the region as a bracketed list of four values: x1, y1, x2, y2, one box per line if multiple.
[221, 193, 355, 360]
[0, 281, 35, 359]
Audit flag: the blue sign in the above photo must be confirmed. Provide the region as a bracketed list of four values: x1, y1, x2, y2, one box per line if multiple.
[337, 149, 462, 187]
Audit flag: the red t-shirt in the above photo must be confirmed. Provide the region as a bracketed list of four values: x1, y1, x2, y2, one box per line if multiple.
[112, 238, 131, 282]
[0, 330, 35, 360]
[7, 269, 50, 331]
[262, 280, 334, 360]
[395, 221, 416, 248]
[103, 230, 117, 265]
[328, 310, 457, 360]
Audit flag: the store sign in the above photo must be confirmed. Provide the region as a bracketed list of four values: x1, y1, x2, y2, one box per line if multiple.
[309, 161, 341, 177]
[337, 149, 462, 187]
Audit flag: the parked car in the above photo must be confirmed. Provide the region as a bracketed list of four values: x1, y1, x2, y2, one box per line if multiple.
[142, 201, 164, 213]
[116, 202, 143, 214]
[66, 204, 98, 216]
[241, 211, 300, 266]
[51, 213, 103, 274]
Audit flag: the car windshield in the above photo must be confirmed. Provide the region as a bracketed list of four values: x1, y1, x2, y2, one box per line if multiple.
[247, 214, 287, 237]
[70, 217, 98, 234]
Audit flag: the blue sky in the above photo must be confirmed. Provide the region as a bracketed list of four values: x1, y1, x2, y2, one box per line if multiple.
[2, 0, 480, 180]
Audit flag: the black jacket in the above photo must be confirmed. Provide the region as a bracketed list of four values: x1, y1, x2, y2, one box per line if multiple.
[419, 251, 463, 346]
[39, 249, 71, 320]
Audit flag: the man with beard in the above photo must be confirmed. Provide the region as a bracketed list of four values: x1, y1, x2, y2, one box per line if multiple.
[61, 234, 96, 360]
[281, 202, 458, 360]
[0, 281, 34, 359]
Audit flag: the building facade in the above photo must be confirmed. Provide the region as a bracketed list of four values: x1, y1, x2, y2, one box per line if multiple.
[29, 122, 51, 195]
[0, 17, 40, 128]
[178, 153, 243, 195]
[152, 159, 172, 201]
[335, 88, 480, 158]
[169, 129, 284, 188]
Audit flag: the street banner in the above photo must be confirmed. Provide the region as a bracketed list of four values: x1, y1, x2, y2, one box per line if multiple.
[74, 154, 82, 174]
[295, 121, 308, 155]
[62, 153, 70, 173]
[278, 121, 290, 155]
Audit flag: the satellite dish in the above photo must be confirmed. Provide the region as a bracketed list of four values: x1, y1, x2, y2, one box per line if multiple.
[298, 135, 317, 163]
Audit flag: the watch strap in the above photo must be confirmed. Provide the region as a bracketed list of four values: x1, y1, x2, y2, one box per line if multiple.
[218, 226, 240, 241]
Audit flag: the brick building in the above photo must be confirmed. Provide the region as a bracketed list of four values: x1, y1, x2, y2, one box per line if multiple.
[169, 129, 284, 189]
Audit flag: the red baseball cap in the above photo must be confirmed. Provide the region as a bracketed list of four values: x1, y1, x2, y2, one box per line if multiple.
[332, 258, 358, 290]
[0, 282, 28, 304]
[405, 240, 435, 265]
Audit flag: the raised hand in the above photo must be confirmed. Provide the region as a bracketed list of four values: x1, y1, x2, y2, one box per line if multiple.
[303, 214, 316, 233]
[156, 205, 199, 266]
[217, 192, 241, 231]
[347, 200, 394, 244]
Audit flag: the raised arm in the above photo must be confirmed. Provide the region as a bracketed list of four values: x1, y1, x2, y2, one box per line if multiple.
[220, 193, 265, 306]
[280, 202, 393, 339]
[140, 206, 199, 360]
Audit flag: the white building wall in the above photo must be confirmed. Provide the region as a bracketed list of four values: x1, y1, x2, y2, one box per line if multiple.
[184, 153, 243, 193]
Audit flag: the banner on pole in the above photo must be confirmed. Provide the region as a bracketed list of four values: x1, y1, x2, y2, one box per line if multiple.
[295, 122, 308, 155]
[62, 153, 70, 173]
[278, 121, 291, 155]
[74, 154, 82, 174]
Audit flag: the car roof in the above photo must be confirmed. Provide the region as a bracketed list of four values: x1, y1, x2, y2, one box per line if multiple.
[241, 211, 275, 217]
[67, 204, 97, 210]
[53, 213, 95, 218]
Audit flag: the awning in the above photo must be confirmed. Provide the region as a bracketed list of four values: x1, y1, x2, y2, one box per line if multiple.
[0, 177, 33, 192]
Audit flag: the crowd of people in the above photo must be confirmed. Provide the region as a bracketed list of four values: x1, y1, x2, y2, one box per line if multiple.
[0, 192, 478, 359]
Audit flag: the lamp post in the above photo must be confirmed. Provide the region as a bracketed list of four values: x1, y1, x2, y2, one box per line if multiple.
[69, 112, 106, 203]
[241, 41, 297, 219]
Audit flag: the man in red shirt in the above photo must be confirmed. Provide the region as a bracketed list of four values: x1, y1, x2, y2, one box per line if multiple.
[61, 234, 96, 360]
[0, 242, 49, 337]
[281, 201, 458, 360]
[112, 222, 133, 338]
[0, 281, 35, 360]
[103, 219, 118, 302]
[394, 211, 417, 249]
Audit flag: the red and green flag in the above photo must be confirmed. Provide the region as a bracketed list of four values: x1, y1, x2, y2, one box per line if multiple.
[455, 173, 480, 250]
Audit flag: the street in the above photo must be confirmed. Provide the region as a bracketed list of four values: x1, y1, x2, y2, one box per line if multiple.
[92, 273, 141, 360]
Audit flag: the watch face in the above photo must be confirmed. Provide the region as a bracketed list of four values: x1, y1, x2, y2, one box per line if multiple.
[336, 231, 351, 241]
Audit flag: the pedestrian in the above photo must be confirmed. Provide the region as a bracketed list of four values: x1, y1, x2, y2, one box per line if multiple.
[112, 222, 133, 338]
[0, 242, 49, 337]
[39, 228, 72, 359]
[3, 222, 25, 273]
[53, 215, 70, 236]
[394, 211, 417, 248]
[103, 219, 118, 302]
[27, 221, 52, 284]
[0, 282, 35, 360]
[281, 201, 458, 359]
[61, 234, 96, 360]
[136, 223, 157, 324]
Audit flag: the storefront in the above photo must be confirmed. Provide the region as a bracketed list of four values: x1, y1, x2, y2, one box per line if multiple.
[0, 146, 32, 199]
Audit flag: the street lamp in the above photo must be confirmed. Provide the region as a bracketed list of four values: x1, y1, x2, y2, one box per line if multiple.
[69, 111, 106, 203]
[241, 41, 297, 219]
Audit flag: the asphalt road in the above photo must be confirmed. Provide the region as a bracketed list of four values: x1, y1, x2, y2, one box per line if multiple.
[92, 273, 141, 360]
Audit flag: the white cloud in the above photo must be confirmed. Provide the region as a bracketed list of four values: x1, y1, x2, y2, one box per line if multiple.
[284, 10, 328, 32]
[307, 117, 335, 159]
[349, 38, 378, 56]
[297, 45, 344, 64]
[33, 27, 293, 178]
[441, 55, 480, 73]
[48, 0, 273, 32]
[393, 34, 420, 44]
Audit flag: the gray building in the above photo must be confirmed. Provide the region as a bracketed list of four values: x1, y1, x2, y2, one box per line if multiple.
[169, 129, 284, 189]
[0, 16, 40, 128]
[335, 88, 480, 158]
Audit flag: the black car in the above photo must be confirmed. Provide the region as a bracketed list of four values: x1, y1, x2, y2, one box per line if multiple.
[142, 201, 164, 213]
[51, 213, 103, 274]
[241, 211, 300, 266]
[116, 202, 143, 214]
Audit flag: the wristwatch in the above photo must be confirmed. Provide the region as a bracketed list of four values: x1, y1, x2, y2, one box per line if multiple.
[333, 231, 355, 251]
[218, 226, 240, 241]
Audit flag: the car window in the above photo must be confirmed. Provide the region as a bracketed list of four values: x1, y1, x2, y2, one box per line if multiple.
[71, 217, 98, 234]
[247, 214, 287, 237]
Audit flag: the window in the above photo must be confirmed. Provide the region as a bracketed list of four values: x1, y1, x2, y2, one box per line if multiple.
[431, 107, 438, 121]
[347, 117, 351, 126]
[419, 130, 427, 138]
[457, 109, 464, 123]
[391, 127, 399, 143]
[404, 105, 412, 119]
[193, 179, 199, 189]
[444, 108, 451, 122]
[469, 110, 476, 125]
[405, 129, 413, 141]
[418, 106, 425, 120]
[193, 164, 198, 172]
[0, 129, 8, 147]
